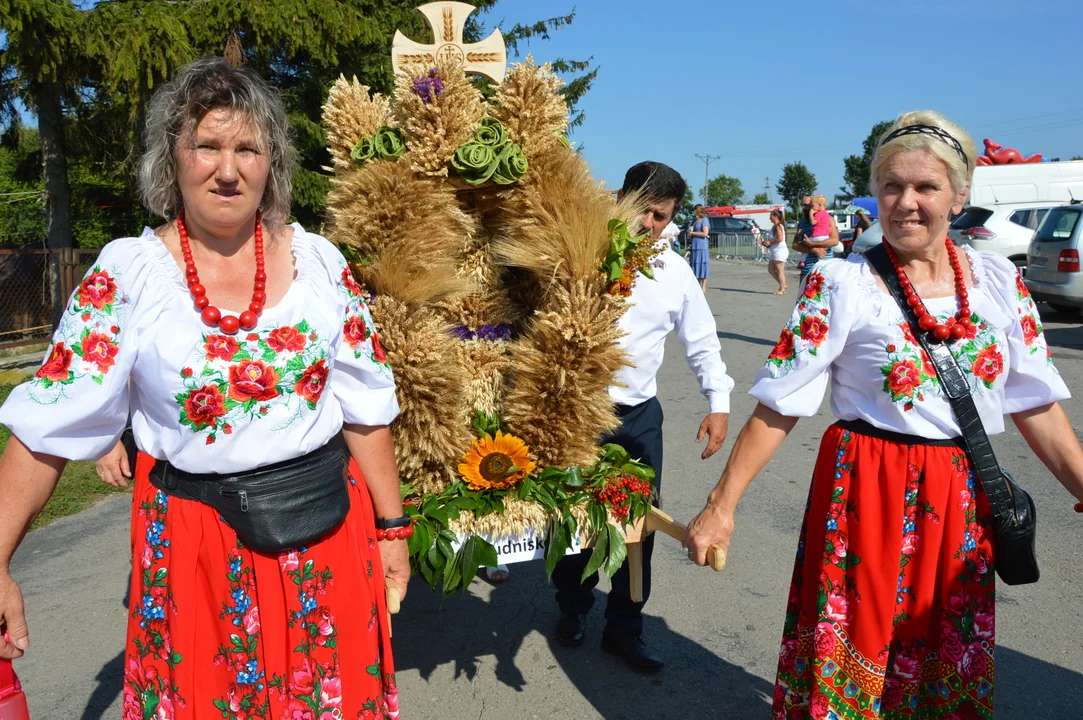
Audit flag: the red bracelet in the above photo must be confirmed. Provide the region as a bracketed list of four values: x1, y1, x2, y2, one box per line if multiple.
[1074, 502, 1083, 514]
[376, 524, 415, 541]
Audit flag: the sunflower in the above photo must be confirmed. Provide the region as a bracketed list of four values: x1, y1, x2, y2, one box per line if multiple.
[458, 430, 537, 491]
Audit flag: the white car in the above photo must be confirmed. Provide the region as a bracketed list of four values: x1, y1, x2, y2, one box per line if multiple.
[849, 220, 884, 255]
[948, 202, 1062, 275]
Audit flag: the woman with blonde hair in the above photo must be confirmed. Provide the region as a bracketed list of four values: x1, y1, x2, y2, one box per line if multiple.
[764, 209, 789, 294]
[685, 110, 1083, 719]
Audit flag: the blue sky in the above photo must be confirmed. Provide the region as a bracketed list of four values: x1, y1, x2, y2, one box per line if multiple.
[486, 0, 1083, 203]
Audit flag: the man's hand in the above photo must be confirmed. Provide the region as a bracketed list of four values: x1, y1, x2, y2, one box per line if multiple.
[696, 412, 729, 460]
[792, 238, 812, 253]
[812, 247, 827, 259]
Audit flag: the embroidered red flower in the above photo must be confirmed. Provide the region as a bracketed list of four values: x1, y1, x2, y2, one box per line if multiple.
[181, 367, 193, 378]
[1020, 314, 1040, 345]
[183, 384, 227, 429]
[342, 267, 363, 297]
[800, 315, 829, 346]
[886, 359, 922, 398]
[971, 344, 1004, 384]
[306, 606, 336, 643]
[802, 272, 825, 299]
[228, 360, 281, 402]
[768, 329, 795, 361]
[76, 269, 117, 310]
[266, 325, 306, 353]
[1016, 271, 1030, 298]
[371, 333, 388, 364]
[343, 315, 370, 349]
[36, 342, 73, 382]
[295, 359, 329, 404]
[80, 332, 119, 373]
[204, 335, 241, 362]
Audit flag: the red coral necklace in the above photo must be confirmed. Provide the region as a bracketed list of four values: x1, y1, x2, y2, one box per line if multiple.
[884, 238, 971, 343]
[178, 210, 267, 335]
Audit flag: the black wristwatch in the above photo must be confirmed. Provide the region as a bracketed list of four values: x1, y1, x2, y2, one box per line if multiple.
[374, 515, 412, 530]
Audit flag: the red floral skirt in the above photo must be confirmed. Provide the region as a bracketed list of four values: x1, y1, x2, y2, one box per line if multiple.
[773, 424, 996, 720]
[123, 453, 399, 720]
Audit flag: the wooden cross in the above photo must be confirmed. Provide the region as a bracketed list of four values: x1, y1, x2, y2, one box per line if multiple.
[392, 1, 507, 83]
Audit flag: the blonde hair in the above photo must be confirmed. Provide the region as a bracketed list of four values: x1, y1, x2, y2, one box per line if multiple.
[870, 110, 977, 196]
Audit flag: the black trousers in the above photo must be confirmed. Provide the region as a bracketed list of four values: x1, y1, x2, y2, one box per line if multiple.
[552, 397, 663, 637]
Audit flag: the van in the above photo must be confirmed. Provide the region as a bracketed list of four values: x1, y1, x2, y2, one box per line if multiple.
[968, 161, 1083, 207]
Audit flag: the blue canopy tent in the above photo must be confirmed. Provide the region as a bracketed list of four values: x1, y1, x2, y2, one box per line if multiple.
[851, 196, 878, 218]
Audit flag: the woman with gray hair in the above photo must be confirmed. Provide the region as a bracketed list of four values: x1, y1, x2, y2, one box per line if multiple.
[0, 57, 408, 716]
[685, 110, 1083, 718]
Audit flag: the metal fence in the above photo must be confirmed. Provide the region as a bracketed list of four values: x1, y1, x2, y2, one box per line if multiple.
[707, 232, 802, 266]
[0, 248, 102, 351]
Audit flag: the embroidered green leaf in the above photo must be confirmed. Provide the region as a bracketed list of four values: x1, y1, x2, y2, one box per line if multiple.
[296, 320, 311, 334]
[261, 348, 276, 363]
[91, 374, 103, 385]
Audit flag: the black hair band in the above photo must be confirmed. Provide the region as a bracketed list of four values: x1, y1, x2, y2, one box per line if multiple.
[879, 124, 969, 169]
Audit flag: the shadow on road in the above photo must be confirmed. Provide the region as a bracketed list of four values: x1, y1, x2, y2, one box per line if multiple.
[996, 645, 1083, 716]
[1043, 325, 1083, 351]
[713, 285, 774, 295]
[79, 651, 124, 720]
[717, 330, 778, 348]
[392, 563, 773, 718]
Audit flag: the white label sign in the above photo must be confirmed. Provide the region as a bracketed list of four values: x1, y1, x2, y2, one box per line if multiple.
[453, 527, 582, 566]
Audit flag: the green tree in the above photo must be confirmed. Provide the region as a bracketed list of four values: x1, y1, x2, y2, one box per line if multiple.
[751, 192, 770, 205]
[1070, 155, 1083, 161]
[843, 120, 892, 196]
[702, 174, 743, 206]
[674, 186, 696, 224]
[776, 162, 817, 216]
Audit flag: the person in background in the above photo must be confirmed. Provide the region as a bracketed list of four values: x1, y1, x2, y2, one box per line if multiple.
[850, 209, 872, 257]
[0, 57, 407, 716]
[660, 220, 681, 254]
[689, 204, 711, 292]
[685, 110, 1083, 719]
[553, 162, 733, 672]
[764, 209, 789, 294]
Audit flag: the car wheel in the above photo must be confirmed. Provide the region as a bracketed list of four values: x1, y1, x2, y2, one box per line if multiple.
[1010, 256, 1027, 277]
[1048, 303, 1081, 315]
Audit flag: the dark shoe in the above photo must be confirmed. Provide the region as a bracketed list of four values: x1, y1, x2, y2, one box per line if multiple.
[556, 613, 587, 647]
[601, 632, 664, 673]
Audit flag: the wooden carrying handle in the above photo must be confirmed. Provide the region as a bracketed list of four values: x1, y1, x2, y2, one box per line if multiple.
[385, 578, 401, 614]
[646, 507, 727, 572]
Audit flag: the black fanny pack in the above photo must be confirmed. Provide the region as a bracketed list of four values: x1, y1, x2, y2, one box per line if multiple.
[148, 433, 351, 554]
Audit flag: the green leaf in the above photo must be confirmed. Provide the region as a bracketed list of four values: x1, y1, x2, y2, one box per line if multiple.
[539, 466, 566, 483]
[517, 475, 535, 500]
[261, 348, 276, 363]
[296, 320, 311, 334]
[603, 524, 628, 578]
[601, 444, 630, 466]
[563, 466, 584, 488]
[544, 520, 571, 581]
[580, 526, 608, 583]
[640, 264, 655, 281]
[608, 260, 623, 282]
[622, 463, 655, 482]
[91, 374, 103, 385]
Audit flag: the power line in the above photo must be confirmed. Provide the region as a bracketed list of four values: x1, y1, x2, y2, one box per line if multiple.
[694, 153, 720, 205]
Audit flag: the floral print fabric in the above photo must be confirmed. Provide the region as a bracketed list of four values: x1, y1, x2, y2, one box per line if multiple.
[125, 453, 398, 720]
[750, 249, 1069, 437]
[773, 426, 995, 720]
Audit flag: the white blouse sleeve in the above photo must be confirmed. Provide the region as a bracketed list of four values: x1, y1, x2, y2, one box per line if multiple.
[310, 236, 400, 426]
[0, 239, 147, 459]
[981, 252, 1070, 413]
[748, 259, 859, 417]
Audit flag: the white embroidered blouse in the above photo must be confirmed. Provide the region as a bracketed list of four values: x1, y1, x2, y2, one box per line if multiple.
[0, 225, 399, 473]
[748, 248, 1069, 438]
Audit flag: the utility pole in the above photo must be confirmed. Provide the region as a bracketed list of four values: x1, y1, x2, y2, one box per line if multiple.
[764, 177, 772, 203]
[695, 153, 720, 206]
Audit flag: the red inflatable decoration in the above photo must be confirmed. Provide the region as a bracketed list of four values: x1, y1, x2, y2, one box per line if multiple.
[976, 138, 1043, 166]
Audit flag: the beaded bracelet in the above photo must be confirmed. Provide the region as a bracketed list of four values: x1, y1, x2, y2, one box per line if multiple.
[1074, 502, 1083, 514]
[374, 515, 413, 530]
[376, 525, 414, 541]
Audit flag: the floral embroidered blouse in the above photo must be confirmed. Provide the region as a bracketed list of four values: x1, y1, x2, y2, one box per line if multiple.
[750, 247, 1069, 439]
[0, 225, 398, 473]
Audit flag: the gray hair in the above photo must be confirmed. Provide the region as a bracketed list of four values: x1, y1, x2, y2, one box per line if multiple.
[870, 110, 977, 196]
[138, 56, 296, 225]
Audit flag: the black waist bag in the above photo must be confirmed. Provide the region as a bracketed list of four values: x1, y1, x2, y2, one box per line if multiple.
[148, 434, 350, 554]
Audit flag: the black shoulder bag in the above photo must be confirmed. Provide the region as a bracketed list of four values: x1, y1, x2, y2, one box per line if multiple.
[867, 245, 1039, 585]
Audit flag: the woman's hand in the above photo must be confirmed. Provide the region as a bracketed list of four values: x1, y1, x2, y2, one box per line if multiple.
[96, 440, 131, 488]
[0, 571, 28, 659]
[683, 502, 735, 567]
[379, 538, 411, 601]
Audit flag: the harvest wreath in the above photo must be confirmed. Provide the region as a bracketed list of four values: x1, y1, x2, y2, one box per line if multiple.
[322, 2, 670, 596]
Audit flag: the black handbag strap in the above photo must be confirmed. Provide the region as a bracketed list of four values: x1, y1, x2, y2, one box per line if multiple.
[865, 244, 1020, 528]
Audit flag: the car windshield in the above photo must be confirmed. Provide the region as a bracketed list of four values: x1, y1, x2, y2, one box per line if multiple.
[951, 207, 994, 229]
[1035, 207, 1081, 242]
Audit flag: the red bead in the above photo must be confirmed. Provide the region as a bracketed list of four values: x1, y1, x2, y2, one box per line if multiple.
[188, 283, 205, 297]
[194, 295, 210, 310]
[906, 295, 921, 308]
[918, 315, 938, 331]
[252, 290, 267, 304]
[253, 281, 266, 291]
[376, 529, 386, 541]
[249, 301, 264, 314]
[960, 316, 972, 327]
[219, 314, 241, 335]
[914, 305, 928, 318]
[255, 271, 267, 282]
[402, 525, 414, 537]
[239, 311, 258, 331]
[932, 325, 951, 341]
[200, 306, 222, 325]
[950, 324, 967, 340]
[186, 263, 197, 275]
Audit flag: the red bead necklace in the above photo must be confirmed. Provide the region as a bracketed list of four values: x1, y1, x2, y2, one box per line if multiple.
[884, 238, 971, 343]
[178, 210, 267, 335]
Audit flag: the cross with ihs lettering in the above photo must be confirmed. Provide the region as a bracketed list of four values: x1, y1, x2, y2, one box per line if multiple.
[392, 1, 507, 83]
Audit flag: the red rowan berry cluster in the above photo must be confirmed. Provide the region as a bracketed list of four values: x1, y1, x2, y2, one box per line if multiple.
[593, 474, 652, 521]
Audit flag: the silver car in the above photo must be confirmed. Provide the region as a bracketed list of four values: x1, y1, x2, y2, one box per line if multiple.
[849, 220, 884, 255]
[1024, 203, 1083, 313]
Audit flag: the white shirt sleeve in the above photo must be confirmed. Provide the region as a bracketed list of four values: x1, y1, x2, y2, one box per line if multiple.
[0, 240, 144, 459]
[674, 264, 734, 413]
[749, 261, 855, 417]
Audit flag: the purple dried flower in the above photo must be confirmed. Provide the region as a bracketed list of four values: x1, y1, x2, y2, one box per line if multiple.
[411, 68, 445, 105]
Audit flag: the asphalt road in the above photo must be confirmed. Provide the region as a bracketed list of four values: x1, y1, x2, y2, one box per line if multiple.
[9, 259, 1083, 719]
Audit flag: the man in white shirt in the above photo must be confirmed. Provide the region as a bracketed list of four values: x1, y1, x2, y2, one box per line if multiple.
[552, 161, 734, 672]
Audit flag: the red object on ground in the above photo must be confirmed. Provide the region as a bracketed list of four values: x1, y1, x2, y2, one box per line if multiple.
[976, 139, 1043, 166]
[0, 658, 31, 720]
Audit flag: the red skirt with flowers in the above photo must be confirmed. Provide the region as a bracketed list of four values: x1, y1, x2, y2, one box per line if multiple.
[123, 453, 399, 720]
[773, 424, 996, 720]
